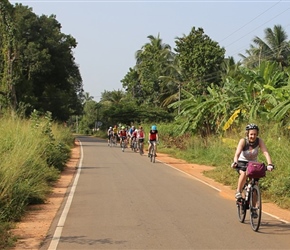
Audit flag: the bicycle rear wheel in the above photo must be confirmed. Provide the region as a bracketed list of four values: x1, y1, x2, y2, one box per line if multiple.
[139, 142, 143, 155]
[152, 146, 156, 163]
[149, 147, 153, 162]
[250, 185, 262, 232]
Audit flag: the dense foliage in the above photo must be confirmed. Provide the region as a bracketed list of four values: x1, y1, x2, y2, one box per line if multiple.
[0, 1, 83, 120]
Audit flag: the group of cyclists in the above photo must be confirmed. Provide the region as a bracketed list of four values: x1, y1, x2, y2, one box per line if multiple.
[107, 124, 158, 156]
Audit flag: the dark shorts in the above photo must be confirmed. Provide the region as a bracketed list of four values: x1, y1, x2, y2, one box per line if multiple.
[235, 161, 248, 173]
[139, 138, 144, 143]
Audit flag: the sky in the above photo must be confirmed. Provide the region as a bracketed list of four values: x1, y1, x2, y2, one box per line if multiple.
[10, 0, 290, 101]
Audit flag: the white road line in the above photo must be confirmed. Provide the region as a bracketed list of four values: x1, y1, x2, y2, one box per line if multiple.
[48, 140, 84, 250]
[158, 160, 221, 192]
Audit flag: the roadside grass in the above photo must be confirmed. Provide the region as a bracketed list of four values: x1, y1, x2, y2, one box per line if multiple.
[0, 114, 74, 248]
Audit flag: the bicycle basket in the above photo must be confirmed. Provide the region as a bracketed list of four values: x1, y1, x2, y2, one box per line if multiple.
[246, 162, 266, 178]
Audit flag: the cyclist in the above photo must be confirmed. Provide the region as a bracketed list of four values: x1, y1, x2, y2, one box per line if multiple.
[107, 126, 113, 146]
[148, 125, 158, 157]
[128, 125, 135, 148]
[231, 124, 274, 205]
[137, 126, 145, 154]
[131, 128, 138, 151]
[118, 126, 127, 147]
[113, 125, 118, 144]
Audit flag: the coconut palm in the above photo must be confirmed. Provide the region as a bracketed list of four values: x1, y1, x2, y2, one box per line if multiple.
[241, 25, 290, 68]
[134, 34, 174, 106]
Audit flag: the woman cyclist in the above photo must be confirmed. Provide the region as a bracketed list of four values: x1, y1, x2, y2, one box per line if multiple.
[137, 126, 145, 154]
[148, 125, 158, 157]
[231, 124, 274, 204]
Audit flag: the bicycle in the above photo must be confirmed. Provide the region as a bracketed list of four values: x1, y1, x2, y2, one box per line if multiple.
[148, 141, 157, 163]
[120, 136, 127, 152]
[131, 138, 138, 152]
[109, 135, 115, 147]
[112, 134, 118, 146]
[236, 177, 262, 231]
[138, 139, 144, 155]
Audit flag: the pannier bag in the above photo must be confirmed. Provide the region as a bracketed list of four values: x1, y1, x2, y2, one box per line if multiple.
[246, 162, 266, 178]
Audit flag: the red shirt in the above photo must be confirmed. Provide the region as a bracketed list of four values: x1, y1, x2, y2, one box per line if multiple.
[149, 130, 158, 140]
[119, 130, 127, 137]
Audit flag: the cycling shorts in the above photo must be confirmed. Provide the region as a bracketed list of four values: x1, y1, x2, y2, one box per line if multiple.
[235, 161, 248, 173]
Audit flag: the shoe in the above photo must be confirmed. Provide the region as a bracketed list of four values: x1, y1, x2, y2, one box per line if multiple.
[252, 211, 258, 219]
[235, 192, 242, 200]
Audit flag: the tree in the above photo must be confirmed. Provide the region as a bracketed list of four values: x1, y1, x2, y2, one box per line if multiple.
[174, 27, 225, 95]
[0, 0, 19, 110]
[11, 4, 84, 120]
[240, 25, 290, 68]
[134, 33, 174, 106]
[100, 89, 126, 105]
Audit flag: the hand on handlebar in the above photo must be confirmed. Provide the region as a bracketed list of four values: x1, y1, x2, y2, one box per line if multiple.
[231, 162, 238, 168]
[267, 164, 274, 171]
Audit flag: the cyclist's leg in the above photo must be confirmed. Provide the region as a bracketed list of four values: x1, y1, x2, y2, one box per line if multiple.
[153, 141, 157, 156]
[148, 141, 152, 157]
[235, 162, 247, 198]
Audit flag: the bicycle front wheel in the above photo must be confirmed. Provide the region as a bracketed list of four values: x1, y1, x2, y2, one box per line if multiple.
[237, 198, 247, 223]
[250, 185, 262, 232]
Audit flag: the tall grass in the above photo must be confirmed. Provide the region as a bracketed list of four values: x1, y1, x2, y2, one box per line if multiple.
[0, 113, 74, 248]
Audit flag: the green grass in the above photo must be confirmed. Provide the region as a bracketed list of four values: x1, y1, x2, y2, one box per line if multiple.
[0, 114, 74, 248]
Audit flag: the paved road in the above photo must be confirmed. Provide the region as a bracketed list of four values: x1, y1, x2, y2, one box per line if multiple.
[42, 136, 290, 249]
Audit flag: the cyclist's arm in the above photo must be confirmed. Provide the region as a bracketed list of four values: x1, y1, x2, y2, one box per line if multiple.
[233, 138, 245, 163]
[259, 138, 273, 165]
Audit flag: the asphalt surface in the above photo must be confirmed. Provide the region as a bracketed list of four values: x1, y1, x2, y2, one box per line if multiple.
[42, 136, 290, 250]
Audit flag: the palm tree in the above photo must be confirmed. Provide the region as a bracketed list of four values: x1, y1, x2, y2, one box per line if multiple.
[241, 25, 290, 68]
[134, 34, 174, 106]
[100, 89, 125, 104]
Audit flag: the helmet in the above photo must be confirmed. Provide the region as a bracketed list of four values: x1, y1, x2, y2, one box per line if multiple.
[109, 126, 112, 129]
[151, 125, 157, 130]
[121, 126, 125, 129]
[135, 129, 138, 132]
[246, 124, 259, 131]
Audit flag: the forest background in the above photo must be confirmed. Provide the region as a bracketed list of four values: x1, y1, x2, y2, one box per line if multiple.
[1, 0, 290, 248]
